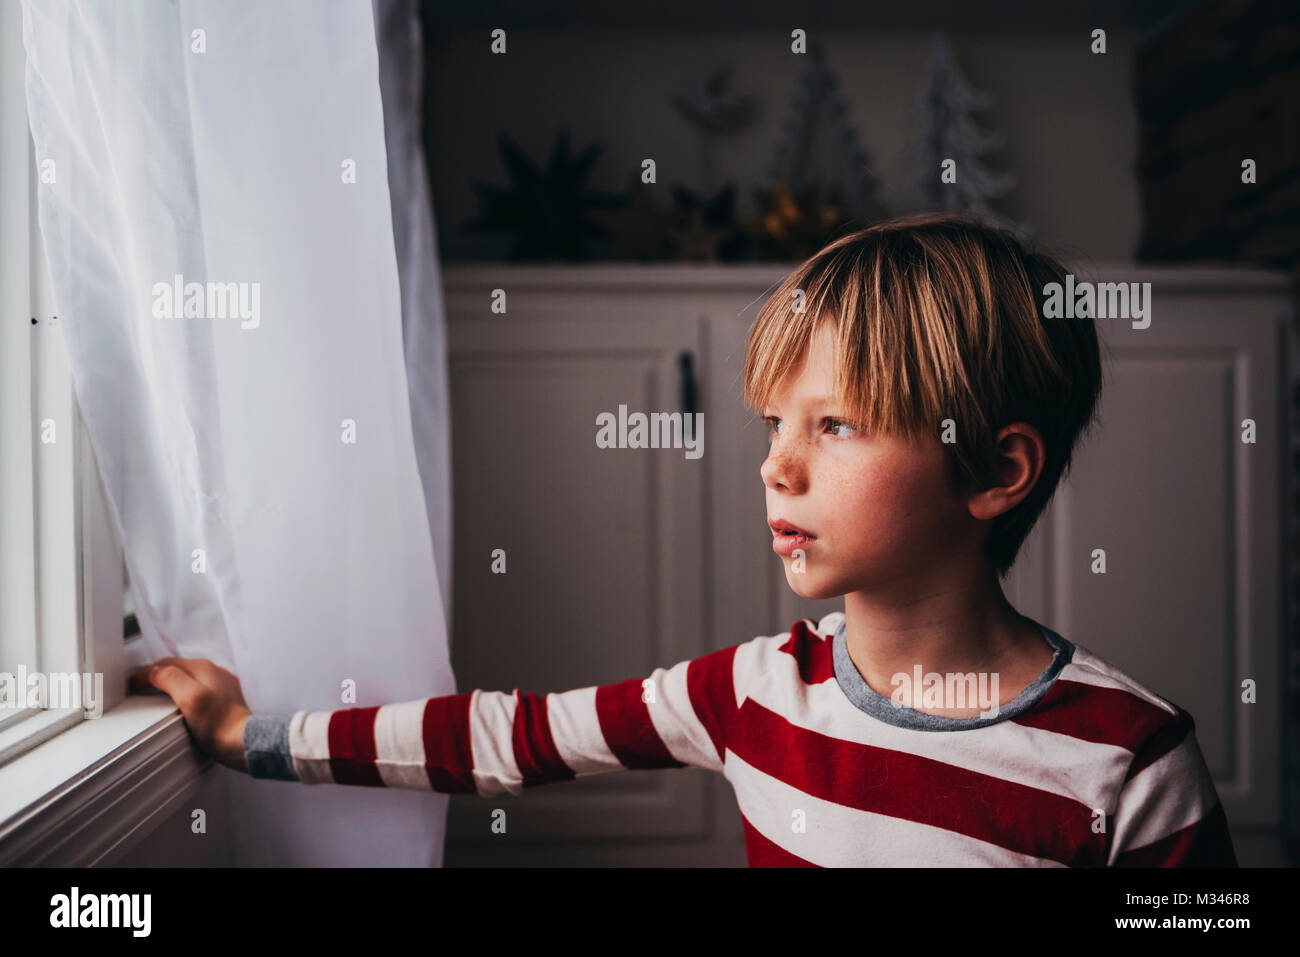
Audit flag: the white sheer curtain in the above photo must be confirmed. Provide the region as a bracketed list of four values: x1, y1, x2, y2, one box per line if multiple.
[375, 0, 454, 628]
[21, 0, 456, 865]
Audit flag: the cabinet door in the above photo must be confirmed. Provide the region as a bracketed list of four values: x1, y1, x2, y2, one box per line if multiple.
[1007, 290, 1285, 855]
[441, 283, 716, 861]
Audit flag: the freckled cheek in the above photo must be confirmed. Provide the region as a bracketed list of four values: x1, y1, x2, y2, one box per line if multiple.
[822, 469, 937, 552]
[822, 478, 893, 541]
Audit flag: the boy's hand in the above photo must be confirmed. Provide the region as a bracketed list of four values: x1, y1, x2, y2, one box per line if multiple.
[130, 658, 252, 773]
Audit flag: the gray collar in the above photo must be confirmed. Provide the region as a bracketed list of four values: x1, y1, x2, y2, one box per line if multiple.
[831, 615, 1074, 732]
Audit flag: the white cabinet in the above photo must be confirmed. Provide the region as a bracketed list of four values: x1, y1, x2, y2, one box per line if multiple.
[440, 263, 1292, 866]
[1005, 268, 1289, 863]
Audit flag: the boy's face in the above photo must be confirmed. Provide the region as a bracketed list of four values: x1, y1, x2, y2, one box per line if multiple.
[761, 322, 974, 601]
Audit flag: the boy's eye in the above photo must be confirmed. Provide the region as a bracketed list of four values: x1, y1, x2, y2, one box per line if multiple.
[762, 415, 857, 439]
[825, 417, 857, 438]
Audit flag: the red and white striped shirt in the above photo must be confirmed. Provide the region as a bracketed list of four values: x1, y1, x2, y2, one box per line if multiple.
[243, 612, 1237, 866]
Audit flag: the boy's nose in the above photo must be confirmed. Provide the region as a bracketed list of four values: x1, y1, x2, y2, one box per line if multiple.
[761, 450, 807, 494]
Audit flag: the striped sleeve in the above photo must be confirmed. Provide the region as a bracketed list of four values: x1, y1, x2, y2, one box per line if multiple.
[242, 643, 741, 796]
[1107, 708, 1237, 867]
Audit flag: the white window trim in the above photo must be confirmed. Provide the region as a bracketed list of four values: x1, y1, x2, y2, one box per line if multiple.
[0, 3, 210, 866]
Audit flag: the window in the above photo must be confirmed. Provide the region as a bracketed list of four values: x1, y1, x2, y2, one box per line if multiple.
[0, 0, 146, 765]
[0, 3, 89, 764]
[1, 0, 160, 761]
[0, 5, 206, 867]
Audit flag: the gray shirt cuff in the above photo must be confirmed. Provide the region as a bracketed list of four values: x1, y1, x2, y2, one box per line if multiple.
[243, 713, 299, 781]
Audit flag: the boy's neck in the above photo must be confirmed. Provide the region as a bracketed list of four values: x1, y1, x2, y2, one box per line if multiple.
[840, 569, 1055, 717]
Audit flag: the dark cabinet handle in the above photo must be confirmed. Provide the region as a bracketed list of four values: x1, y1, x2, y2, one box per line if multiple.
[678, 351, 698, 442]
[678, 351, 698, 415]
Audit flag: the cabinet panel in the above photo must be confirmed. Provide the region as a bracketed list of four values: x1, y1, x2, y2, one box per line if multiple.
[1046, 300, 1283, 831]
[443, 306, 713, 849]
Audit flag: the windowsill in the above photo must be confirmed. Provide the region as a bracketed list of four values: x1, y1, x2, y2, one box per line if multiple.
[0, 707, 83, 765]
[0, 695, 213, 865]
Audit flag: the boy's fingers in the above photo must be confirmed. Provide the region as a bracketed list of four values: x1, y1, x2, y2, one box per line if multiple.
[129, 658, 199, 699]
[131, 658, 237, 701]
[128, 659, 173, 693]
[141, 663, 207, 712]
[181, 658, 226, 685]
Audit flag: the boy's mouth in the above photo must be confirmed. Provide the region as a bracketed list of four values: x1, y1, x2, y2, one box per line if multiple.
[769, 518, 815, 537]
[769, 518, 816, 554]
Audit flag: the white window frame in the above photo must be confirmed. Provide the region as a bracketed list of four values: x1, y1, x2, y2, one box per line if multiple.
[0, 3, 212, 866]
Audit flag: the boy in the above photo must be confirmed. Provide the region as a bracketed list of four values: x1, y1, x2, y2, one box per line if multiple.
[132, 213, 1236, 867]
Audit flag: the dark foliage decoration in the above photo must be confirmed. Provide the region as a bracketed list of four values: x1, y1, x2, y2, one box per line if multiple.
[461, 130, 624, 261]
[669, 184, 747, 261]
[589, 174, 679, 261]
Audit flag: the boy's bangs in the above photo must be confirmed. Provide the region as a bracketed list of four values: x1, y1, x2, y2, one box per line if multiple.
[742, 241, 937, 442]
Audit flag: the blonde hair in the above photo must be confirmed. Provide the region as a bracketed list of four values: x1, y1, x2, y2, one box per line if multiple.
[742, 212, 1102, 577]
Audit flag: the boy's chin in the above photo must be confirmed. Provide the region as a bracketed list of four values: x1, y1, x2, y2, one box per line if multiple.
[782, 567, 843, 602]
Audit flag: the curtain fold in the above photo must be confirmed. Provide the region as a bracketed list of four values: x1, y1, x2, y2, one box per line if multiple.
[22, 0, 455, 865]
[374, 0, 455, 631]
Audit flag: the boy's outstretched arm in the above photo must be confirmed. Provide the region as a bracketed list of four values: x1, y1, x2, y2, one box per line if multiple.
[130, 645, 740, 796]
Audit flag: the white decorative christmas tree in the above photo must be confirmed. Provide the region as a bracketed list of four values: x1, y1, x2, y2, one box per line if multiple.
[910, 34, 1031, 238]
[768, 39, 889, 225]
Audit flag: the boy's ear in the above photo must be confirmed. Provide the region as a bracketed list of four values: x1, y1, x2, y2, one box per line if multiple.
[965, 422, 1045, 521]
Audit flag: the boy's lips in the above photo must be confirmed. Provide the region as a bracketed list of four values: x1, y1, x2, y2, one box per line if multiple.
[769, 518, 816, 555]
[769, 517, 815, 537]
